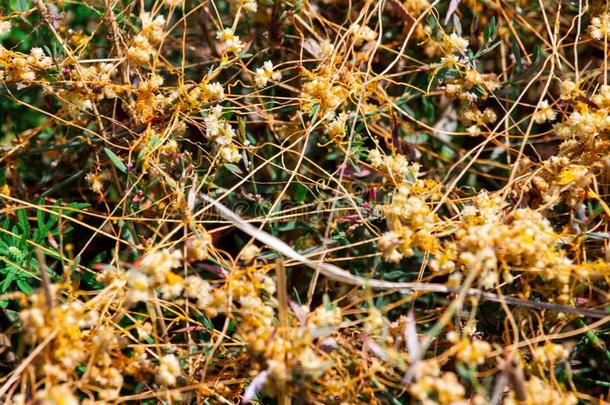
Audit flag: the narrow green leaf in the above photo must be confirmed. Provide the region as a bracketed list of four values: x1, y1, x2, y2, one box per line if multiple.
[292, 0, 303, 12]
[224, 163, 243, 175]
[485, 16, 497, 43]
[16, 279, 33, 294]
[104, 147, 127, 173]
[293, 183, 307, 202]
[237, 116, 247, 140]
[17, 209, 29, 235]
[36, 207, 45, 231]
[309, 103, 320, 120]
[512, 37, 522, 72]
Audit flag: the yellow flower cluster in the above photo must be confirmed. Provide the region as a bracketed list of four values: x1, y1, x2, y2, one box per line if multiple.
[377, 172, 442, 262]
[589, 13, 610, 41]
[504, 377, 577, 405]
[127, 248, 184, 301]
[127, 13, 167, 64]
[19, 287, 125, 400]
[217, 28, 246, 55]
[410, 371, 469, 404]
[368, 150, 421, 182]
[301, 72, 348, 114]
[533, 342, 569, 365]
[350, 23, 378, 46]
[254, 61, 282, 88]
[456, 204, 573, 289]
[202, 105, 242, 163]
[0, 47, 52, 88]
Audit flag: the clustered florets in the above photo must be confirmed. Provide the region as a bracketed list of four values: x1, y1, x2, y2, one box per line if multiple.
[217, 28, 246, 55]
[203, 104, 242, 163]
[255, 61, 282, 88]
[589, 13, 610, 41]
[127, 13, 167, 64]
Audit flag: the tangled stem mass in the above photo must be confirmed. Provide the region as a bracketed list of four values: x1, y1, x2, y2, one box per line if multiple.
[1, 0, 610, 403]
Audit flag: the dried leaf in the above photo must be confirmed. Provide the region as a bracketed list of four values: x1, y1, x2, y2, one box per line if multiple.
[444, 0, 461, 25]
[242, 369, 269, 404]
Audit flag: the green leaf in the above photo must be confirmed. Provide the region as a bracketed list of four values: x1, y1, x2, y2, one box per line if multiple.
[1, 272, 16, 293]
[227, 319, 237, 334]
[36, 206, 45, 231]
[11, 0, 30, 12]
[276, 222, 298, 232]
[237, 116, 247, 140]
[104, 147, 127, 173]
[427, 15, 436, 32]
[484, 16, 497, 43]
[81, 270, 103, 289]
[473, 40, 501, 59]
[323, 293, 332, 310]
[383, 271, 408, 280]
[202, 315, 215, 330]
[309, 103, 320, 120]
[65, 202, 90, 210]
[293, 183, 308, 202]
[149, 133, 161, 149]
[292, 0, 303, 12]
[16, 279, 33, 294]
[422, 97, 435, 123]
[532, 43, 542, 62]
[455, 362, 475, 381]
[223, 163, 243, 175]
[17, 209, 29, 234]
[512, 37, 522, 72]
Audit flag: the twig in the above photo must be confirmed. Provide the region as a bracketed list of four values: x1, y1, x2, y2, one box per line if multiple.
[275, 260, 291, 405]
[0, 329, 58, 399]
[35, 247, 54, 310]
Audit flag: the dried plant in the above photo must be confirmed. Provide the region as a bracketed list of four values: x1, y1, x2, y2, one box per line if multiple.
[1, 0, 610, 403]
